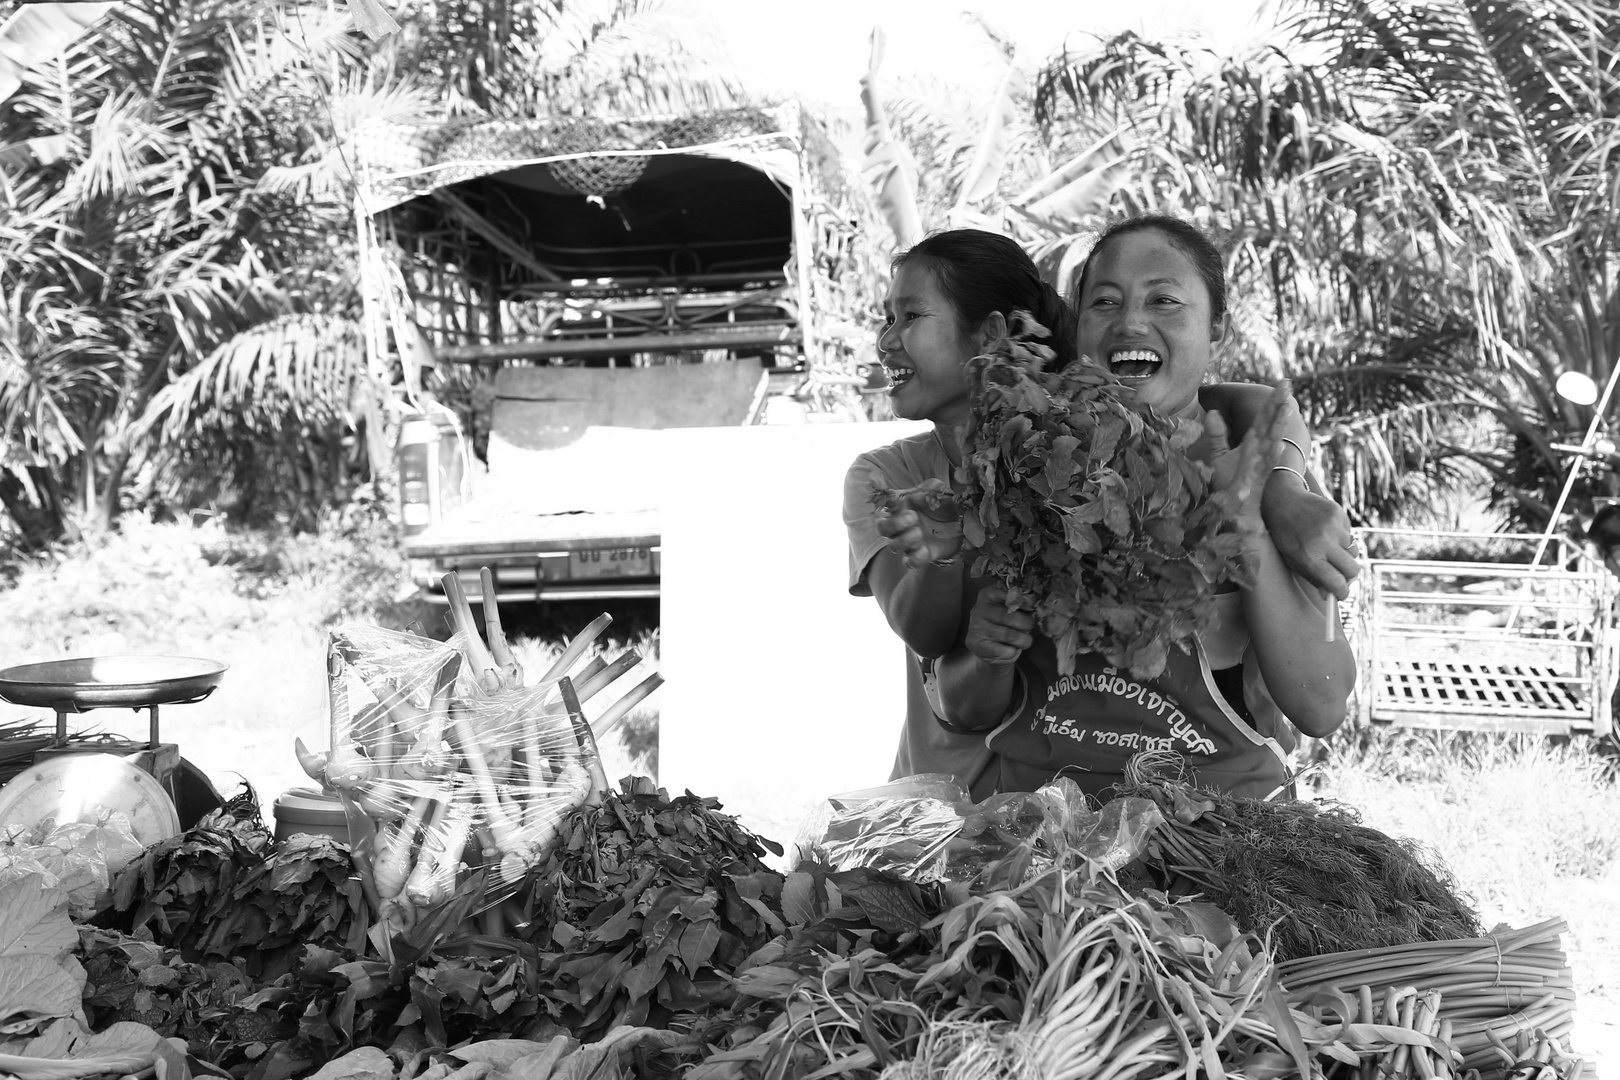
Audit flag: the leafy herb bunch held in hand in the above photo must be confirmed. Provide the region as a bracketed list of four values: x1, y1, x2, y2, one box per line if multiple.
[954, 309, 1245, 679]
[937, 216, 1356, 802]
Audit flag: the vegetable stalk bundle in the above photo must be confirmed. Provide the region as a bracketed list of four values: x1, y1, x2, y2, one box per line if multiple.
[953, 313, 1249, 679]
[294, 568, 664, 951]
[697, 863, 1499, 1080]
[1279, 918, 1583, 1080]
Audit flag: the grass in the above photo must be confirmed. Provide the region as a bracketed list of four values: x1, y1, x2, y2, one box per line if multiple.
[1311, 727, 1620, 1069]
[0, 510, 1615, 1069]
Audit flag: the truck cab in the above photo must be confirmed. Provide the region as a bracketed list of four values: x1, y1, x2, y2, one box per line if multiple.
[356, 105, 874, 604]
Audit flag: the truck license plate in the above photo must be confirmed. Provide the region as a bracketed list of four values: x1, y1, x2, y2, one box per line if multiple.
[569, 546, 653, 579]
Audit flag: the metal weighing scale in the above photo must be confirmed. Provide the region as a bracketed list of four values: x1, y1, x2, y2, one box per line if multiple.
[0, 656, 230, 845]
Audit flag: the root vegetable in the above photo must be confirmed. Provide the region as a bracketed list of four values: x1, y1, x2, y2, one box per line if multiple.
[538, 613, 613, 684]
[480, 566, 523, 687]
[373, 798, 427, 899]
[576, 649, 641, 703]
[325, 743, 379, 791]
[449, 701, 525, 853]
[350, 700, 391, 760]
[591, 672, 665, 742]
[402, 656, 460, 781]
[528, 759, 591, 860]
[294, 737, 329, 786]
[559, 678, 609, 805]
[406, 804, 473, 910]
[442, 571, 501, 692]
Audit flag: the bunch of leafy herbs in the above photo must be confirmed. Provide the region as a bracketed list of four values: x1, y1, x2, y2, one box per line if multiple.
[511, 777, 787, 1042]
[955, 312, 1245, 679]
[103, 812, 367, 977]
[78, 927, 287, 1076]
[1121, 760, 1483, 962]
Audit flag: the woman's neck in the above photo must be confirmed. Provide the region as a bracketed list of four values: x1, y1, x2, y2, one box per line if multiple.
[931, 422, 965, 470]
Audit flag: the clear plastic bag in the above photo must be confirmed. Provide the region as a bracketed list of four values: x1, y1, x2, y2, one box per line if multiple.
[798, 774, 1164, 888]
[313, 623, 607, 947]
[0, 812, 144, 918]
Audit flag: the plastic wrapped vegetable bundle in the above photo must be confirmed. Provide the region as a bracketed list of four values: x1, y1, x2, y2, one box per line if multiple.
[799, 774, 1163, 890]
[294, 569, 664, 950]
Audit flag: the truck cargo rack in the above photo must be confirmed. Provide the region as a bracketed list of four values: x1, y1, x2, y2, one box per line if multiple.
[1350, 529, 1619, 738]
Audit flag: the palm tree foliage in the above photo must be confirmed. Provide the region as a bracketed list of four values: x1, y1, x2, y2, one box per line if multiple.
[384, 0, 743, 117]
[0, 0, 740, 547]
[0, 0, 390, 543]
[1030, 0, 1620, 531]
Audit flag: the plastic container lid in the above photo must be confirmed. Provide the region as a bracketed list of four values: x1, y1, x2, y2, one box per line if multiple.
[273, 787, 347, 823]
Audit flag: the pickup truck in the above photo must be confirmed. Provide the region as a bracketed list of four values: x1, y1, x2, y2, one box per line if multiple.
[353, 104, 876, 604]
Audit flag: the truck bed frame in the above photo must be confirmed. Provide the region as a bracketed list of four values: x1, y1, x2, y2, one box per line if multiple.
[1350, 529, 1618, 738]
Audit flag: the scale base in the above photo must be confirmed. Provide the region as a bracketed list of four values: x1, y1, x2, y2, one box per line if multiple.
[33, 740, 182, 788]
[27, 741, 227, 829]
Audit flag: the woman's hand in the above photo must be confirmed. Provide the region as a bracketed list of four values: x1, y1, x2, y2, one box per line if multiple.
[1199, 383, 1361, 599]
[965, 585, 1035, 666]
[1262, 485, 1361, 601]
[875, 480, 966, 569]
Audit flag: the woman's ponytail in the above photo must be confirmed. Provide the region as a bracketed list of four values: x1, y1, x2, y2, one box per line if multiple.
[1030, 280, 1078, 369]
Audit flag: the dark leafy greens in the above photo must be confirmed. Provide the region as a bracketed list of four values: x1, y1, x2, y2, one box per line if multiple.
[956, 313, 1245, 679]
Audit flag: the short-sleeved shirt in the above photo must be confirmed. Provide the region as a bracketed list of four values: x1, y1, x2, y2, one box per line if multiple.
[844, 432, 999, 801]
[988, 591, 1295, 802]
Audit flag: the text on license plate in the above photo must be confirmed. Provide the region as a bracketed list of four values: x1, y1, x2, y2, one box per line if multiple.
[569, 546, 653, 579]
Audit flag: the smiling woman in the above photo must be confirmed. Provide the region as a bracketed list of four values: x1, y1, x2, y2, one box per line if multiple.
[843, 229, 1075, 798]
[935, 213, 1359, 802]
[1074, 217, 1229, 418]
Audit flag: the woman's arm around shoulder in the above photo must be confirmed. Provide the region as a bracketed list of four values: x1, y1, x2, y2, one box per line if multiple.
[1203, 394, 1355, 737]
[1237, 530, 1357, 737]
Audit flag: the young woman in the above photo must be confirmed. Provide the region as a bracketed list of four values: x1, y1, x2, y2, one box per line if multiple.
[843, 227, 1355, 800]
[931, 216, 1357, 801]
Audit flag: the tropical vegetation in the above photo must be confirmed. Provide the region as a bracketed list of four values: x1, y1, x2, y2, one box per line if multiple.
[877, 0, 1620, 532]
[0, 0, 741, 551]
[5, 0, 1620, 544]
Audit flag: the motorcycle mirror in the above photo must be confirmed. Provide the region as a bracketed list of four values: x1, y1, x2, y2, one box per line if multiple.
[1556, 371, 1599, 405]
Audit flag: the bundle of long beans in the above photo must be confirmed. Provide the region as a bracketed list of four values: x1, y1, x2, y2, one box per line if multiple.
[1278, 918, 1583, 1079]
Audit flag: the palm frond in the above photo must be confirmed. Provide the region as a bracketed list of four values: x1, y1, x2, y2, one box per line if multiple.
[143, 311, 363, 440]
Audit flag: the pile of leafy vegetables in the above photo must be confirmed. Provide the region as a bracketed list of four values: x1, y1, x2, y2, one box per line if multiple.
[103, 812, 366, 977]
[955, 313, 1245, 679]
[1, 877, 189, 1080]
[512, 776, 787, 1041]
[92, 779, 792, 1078]
[70, 771, 1521, 1080]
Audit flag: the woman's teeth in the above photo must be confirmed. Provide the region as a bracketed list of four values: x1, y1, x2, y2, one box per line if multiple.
[884, 365, 914, 389]
[1109, 350, 1161, 380]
